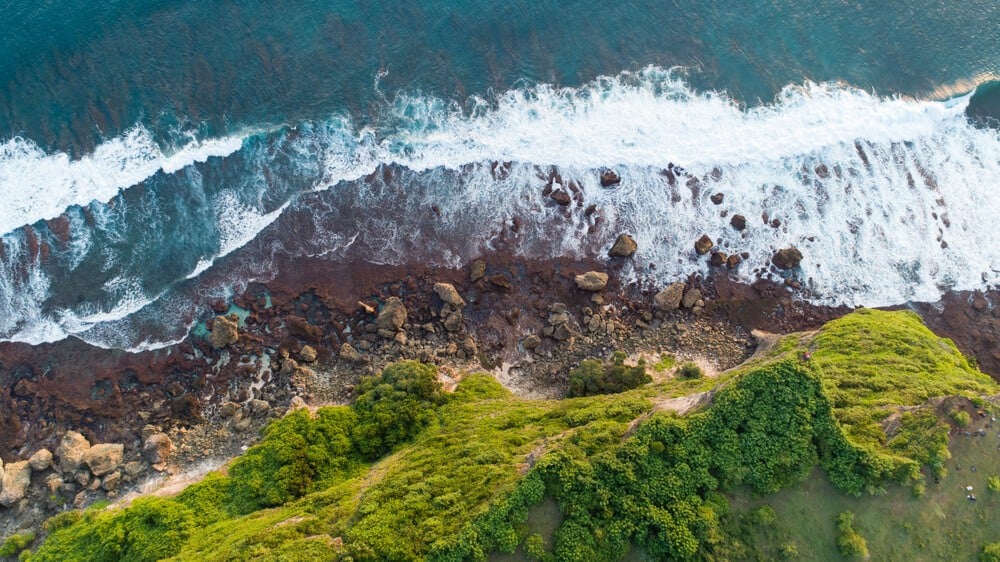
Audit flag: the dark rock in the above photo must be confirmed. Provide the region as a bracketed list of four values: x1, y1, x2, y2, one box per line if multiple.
[608, 234, 638, 258]
[710, 192, 724, 205]
[772, 247, 804, 270]
[730, 214, 747, 231]
[470, 260, 486, 282]
[694, 234, 713, 256]
[815, 164, 830, 178]
[143, 433, 173, 465]
[340, 343, 363, 363]
[600, 170, 621, 187]
[710, 251, 728, 267]
[376, 297, 407, 332]
[522, 335, 541, 350]
[550, 189, 572, 206]
[726, 254, 742, 269]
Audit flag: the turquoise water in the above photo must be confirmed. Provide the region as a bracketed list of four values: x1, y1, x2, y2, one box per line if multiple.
[0, 1, 998, 349]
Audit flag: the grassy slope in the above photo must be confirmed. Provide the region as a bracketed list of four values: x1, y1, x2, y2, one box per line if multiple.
[22, 309, 1000, 561]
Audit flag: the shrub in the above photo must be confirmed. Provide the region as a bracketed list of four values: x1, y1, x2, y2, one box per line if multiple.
[0, 533, 35, 557]
[779, 541, 800, 559]
[983, 543, 1000, 562]
[678, 361, 703, 379]
[988, 476, 1000, 493]
[523, 533, 546, 560]
[567, 352, 651, 397]
[753, 505, 777, 526]
[352, 360, 444, 459]
[836, 511, 869, 559]
[952, 410, 972, 428]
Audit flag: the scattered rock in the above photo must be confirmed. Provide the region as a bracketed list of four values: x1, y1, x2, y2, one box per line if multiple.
[209, 313, 240, 348]
[298, 345, 318, 363]
[772, 247, 804, 270]
[433, 283, 466, 307]
[56, 431, 91, 473]
[248, 399, 271, 415]
[681, 288, 702, 309]
[726, 254, 742, 269]
[29, 448, 53, 471]
[600, 170, 621, 187]
[0, 461, 31, 507]
[574, 271, 609, 292]
[101, 470, 121, 491]
[288, 396, 308, 411]
[339, 343, 363, 363]
[653, 283, 685, 311]
[443, 310, 464, 332]
[470, 260, 486, 282]
[608, 234, 638, 258]
[694, 234, 713, 255]
[45, 473, 64, 494]
[123, 462, 144, 479]
[219, 402, 240, 418]
[815, 164, 830, 178]
[376, 297, 407, 333]
[709, 251, 727, 267]
[710, 192, 724, 205]
[550, 189, 572, 206]
[357, 301, 376, 315]
[143, 433, 174, 465]
[730, 214, 747, 231]
[552, 323, 574, 341]
[522, 335, 541, 350]
[83, 443, 124, 477]
[489, 274, 513, 289]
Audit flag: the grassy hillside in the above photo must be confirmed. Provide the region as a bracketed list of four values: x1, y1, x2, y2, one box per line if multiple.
[16, 310, 1000, 561]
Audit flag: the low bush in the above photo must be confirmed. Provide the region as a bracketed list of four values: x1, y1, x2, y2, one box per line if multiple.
[952, 410, 972, 428]
[0, 533, 35, 557]
[568, 352, 651, 397]
[678, 361, 704, 379]
[836, 511, 869, 559]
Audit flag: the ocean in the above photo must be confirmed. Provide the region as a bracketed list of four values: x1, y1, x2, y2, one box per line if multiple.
[0, 0, 998, 350]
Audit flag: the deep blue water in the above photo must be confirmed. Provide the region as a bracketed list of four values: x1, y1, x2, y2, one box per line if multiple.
[0, 1, 998, 349]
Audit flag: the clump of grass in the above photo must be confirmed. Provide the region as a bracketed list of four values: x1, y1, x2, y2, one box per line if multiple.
[836, 511, 869, 559]
[952, 410, 972, 428]
[678, 361, 703, 379]
[0, 533, 35, 557]
[988, 476, 1000, 493]
[652, 353, 677, 373]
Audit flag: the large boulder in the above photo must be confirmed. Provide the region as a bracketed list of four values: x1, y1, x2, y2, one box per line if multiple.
[298, 345, 318, 363]
[339, 343, 363, 363]
[376, 297, 407, 332]
[83, 443, 124, 477]
[600, 170, 621, 187]
[653, 283, 685, 311]
[28, 449, 53, 471]
[433, 283, 466, 308]
[681, 288, 702, 309]
[56, 431, 91, 473]
[772, 247, 803, 270]
[209, 313, 239, 348]
[143, 433, 174, 465]
[730, 214, 747, 231]
[694, 235, 713, 256]
[0, 461, 31, 507]
[574, 271, 609, 292]
[608, 234, 637, 258]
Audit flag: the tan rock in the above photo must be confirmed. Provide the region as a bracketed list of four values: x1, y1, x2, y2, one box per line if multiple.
[608, 234, 637, 258]
[299, 345, 318, 363]
[653, 283, 685, 311]
[694, 234, 713, 255]
[376, 297, 407, 332]
[28, 448, 53, 471]
[443, 310, 464, 332]
[574, 271, 609, 292]
[433, 283, 466, 307]
[0, 461, 31, 507]
[83, 443, 124, 477]
[470, 260, 486, 282]
[522, 335, 541, 349]
[339, 343, 363, 363]
[681, 288, 702, 309]
[209, 313, 239, 348]
[143, 433, 173, 465]
[101, 470, 121, 491]
[45, 473, 64, 494]
[56, 431, 91, 473]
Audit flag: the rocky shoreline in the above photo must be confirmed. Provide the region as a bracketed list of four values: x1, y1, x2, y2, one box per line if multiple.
[0, 233, 997, 538]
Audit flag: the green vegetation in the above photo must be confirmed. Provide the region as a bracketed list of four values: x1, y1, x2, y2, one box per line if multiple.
[652, 353, 676, 373]
[678, 361, 704, 379]
[835, 511, 869, 559]
[989, 476, 1000, 493]
[954, 410, 973, 428]
[568, 351, 651, 397]
[0, 533, 35, 557]
[983, 543, 1000, 562]
[23, 310, 1000, 561]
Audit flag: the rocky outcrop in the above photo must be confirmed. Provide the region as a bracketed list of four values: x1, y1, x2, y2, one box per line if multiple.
[574, 271, 608, 292]
[209, 313, 240, 348]
[28, 449, 52, 471]
[56, 431, 91, 473]
[0, 461, 31, 507]
[143, 433, 173, 465]
[694, 235, 713, 256]
[772, 247, 803, 270]
[608, 234, 637, 258]
[83, 444, 124, 477]
[377, 297, 407, 337]
[433, 283, 466, 307]
[653, 283, 685, 311]
[600, 170, 621, 187]
[544, 303, 575, 341]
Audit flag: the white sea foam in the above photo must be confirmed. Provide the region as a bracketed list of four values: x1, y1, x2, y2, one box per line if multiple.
[0, 124, 246, 235]
[2, 67, 999, 350]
